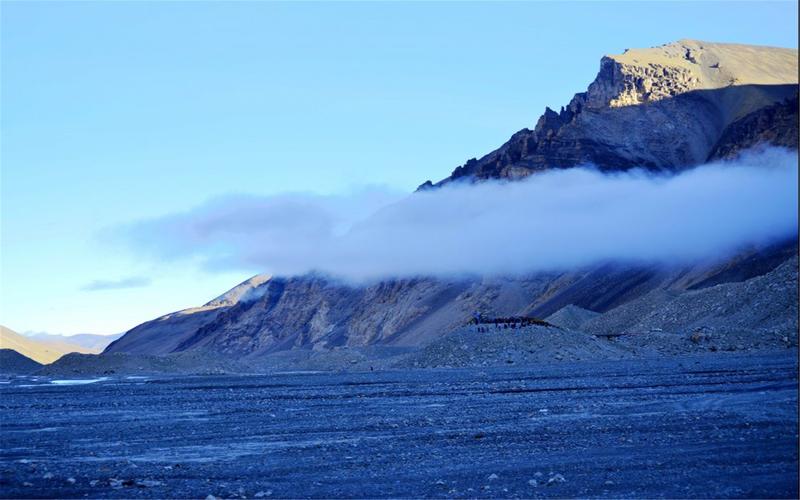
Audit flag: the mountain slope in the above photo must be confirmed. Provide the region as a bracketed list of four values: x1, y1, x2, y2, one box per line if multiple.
[0, 349, 43, 374]
[104, 274, 273, 355]
[106, 240, 796, 357]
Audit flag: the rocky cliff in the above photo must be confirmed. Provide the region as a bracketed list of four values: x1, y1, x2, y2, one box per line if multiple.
[106, 40, 799, 359]
[419, 39, 798, 188]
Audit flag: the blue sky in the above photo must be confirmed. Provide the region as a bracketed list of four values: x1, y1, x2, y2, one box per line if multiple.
[2, 1, 798, 335]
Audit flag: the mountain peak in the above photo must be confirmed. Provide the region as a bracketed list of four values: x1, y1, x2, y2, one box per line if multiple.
[426, 39, 798, 187]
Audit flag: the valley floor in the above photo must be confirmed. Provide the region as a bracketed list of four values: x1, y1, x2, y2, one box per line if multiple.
[1, 351, 797, 498]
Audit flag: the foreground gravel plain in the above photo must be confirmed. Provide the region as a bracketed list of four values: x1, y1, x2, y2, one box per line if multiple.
[1, 352, 797, 499]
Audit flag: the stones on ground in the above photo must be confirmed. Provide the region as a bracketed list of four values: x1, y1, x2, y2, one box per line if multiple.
[254, 490, 272, 497]
[528, 479, 539, 487]
[547, 473, 566, 485]
[109, 478, 124, 488]
[136, 479, 164, 487]
[66, 477, 76, 484]
[488, 473, 499, 481]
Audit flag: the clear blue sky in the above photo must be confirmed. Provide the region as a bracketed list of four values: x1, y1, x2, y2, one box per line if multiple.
[2, 1, 797, 335]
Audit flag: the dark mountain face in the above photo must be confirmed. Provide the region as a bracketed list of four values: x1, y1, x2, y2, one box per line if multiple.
[708, 95, 799, 161]
[107, 40, 799, 359]
[425, 85, 797, 189]
[0, 349, 43, 374]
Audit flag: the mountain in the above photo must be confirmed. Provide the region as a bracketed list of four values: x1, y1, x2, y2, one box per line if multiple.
[418, 39, 798, 188]
[24, 332, 123, 352]
[105, 40, 798, 360]
[104, 274, 271, 355]
[0, 349, 43, 375]
[105, 239, 796, 357]
[0, 325, 97, 364]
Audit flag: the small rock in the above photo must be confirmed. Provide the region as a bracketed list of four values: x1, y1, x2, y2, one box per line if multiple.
[89, 480, 100, 487]
[528, 479, 538, 487]
[434, 479, 446, 485]
[254, 490, 272, 498]
[534, 472, 543, 477]
[43, 472, 54, 480]
[487, 473, 499, 481]
[206, 495, 217, 500]
[67, 477, 76, 484]
[136, 480, 163, 487]
[547, 473, 566, 485]
[604, 480, 614, 485]
[109, 479, 124, 488]
[23, 482, 33, 487]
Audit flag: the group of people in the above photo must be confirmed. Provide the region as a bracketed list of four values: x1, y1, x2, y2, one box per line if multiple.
[470, 313, 552, 332]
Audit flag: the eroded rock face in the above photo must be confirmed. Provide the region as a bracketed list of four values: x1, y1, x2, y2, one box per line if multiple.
[422, 39, 798, 187]
[585, 56, 700, 109]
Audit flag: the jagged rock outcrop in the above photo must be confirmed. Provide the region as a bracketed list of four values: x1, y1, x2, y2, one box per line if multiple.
[421, 39, 797, 187]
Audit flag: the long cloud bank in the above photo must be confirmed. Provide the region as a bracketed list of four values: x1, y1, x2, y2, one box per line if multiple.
[119, 148, 798, 281]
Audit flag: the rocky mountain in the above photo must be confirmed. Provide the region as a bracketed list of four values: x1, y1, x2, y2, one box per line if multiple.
[419, 39, 798, 188]
[105, 40, 798, 360]
[105, 239, 796, 358]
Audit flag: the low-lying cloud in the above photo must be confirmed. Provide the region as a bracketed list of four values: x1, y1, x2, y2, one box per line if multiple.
[81, 276, 152, 292]
[119, 148, 798, 281]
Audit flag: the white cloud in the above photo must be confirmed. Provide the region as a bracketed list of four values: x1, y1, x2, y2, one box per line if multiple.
[118, 148, 798, 282]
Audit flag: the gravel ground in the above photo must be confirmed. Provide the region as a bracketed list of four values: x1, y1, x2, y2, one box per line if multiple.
[1, 352, 797, 499]
[394, 325, 633, 368]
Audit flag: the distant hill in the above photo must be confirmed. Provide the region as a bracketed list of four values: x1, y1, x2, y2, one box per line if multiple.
[0, 325, 95, 364]
[0, 349, 43, 374]
[25, 331, 123, 352]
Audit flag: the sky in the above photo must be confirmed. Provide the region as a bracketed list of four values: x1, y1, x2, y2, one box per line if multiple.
[1, 1, 798, 336]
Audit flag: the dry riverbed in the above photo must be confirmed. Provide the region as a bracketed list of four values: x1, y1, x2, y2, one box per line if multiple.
[1, 352, 797, 498]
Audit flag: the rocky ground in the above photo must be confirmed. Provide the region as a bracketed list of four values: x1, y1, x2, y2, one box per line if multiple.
[1, 352, 797, 498]
[393, 325, 632, 369]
